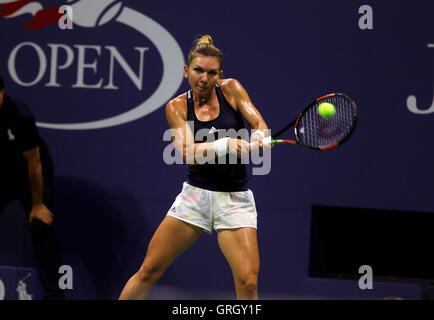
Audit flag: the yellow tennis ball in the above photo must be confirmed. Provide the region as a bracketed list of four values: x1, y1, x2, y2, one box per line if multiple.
[318, 102, 336, 118]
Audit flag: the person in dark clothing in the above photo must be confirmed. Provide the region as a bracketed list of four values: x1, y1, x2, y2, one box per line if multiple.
[0, 73, 64, 300]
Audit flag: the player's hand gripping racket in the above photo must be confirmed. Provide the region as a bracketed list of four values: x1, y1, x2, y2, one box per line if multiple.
[269, 93, 357, 150]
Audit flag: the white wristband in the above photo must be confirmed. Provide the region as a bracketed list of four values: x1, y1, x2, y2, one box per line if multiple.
[251, 129, 265, 140]
[214, 137, 229, 157]
[263, 136, 272, 146]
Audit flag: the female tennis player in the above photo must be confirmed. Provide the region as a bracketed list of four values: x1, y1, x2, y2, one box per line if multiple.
[119, 35, 270, 300]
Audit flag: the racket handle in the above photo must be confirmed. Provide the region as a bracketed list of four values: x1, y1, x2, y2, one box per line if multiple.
[249, 136, 273, 150]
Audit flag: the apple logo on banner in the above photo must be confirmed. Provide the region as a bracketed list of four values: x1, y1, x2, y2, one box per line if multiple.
[1, 0, 184, 130]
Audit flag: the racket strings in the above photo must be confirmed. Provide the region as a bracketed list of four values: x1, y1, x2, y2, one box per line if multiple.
[297, 95, 356, 148]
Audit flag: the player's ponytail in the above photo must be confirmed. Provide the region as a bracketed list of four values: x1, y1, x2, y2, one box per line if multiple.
[196, 35, 213, 46]
[187, 35, 223, 69]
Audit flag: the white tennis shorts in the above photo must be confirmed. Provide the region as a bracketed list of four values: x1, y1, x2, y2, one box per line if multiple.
[167, 182, 257, 234]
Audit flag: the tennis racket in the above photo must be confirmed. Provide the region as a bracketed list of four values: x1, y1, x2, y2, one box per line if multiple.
[270, 93, 357, 150]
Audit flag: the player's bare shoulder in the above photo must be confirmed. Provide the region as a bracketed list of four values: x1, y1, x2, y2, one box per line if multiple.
[166, 93, 187, 122]
[219, 78, 241, 92]
[219, 78, 242, 109]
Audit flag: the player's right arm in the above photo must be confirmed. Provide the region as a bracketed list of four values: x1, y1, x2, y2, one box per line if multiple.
[165, 96, 215, 164]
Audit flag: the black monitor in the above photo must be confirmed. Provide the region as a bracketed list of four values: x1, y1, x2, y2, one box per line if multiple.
[309, 205, 434, 284]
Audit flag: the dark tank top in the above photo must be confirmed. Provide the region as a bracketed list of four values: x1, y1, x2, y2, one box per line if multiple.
[186, 84, 248, 191]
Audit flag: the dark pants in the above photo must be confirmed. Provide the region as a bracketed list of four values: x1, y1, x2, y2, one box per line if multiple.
[0, 172, 64, 300]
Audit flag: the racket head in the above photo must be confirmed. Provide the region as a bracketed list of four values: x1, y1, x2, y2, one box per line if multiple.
[293, 93, 357, 151]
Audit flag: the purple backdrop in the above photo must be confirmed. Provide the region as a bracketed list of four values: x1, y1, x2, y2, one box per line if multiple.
[0, 0, 432, 299]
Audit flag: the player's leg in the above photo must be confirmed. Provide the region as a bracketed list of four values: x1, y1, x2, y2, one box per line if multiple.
[217, 227, 260, 299]
[119, 216, 203, 300]
[213, 189, 259, 299]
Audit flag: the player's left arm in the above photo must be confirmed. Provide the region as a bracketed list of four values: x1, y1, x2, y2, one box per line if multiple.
[23, 147, 53, 225]
[223, 79, 270, 148]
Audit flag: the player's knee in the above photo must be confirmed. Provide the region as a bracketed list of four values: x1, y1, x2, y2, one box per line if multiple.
[136, 262, 163, 284]
[238, 274, 258, 294]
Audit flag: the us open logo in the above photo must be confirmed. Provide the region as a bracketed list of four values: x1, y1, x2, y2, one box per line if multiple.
[0, 0, 184, 130]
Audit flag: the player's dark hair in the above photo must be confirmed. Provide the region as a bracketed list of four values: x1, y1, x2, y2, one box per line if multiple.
[0, 73, 4, 91]
[187, 35, 223, 69]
